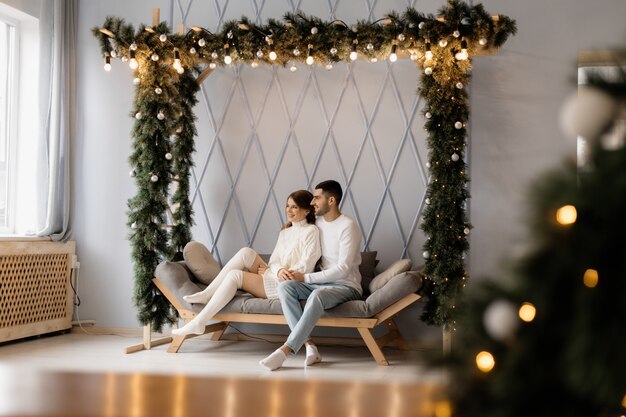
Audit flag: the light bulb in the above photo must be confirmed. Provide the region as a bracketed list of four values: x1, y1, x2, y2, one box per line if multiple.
[104, 55, 111, 71]
[129, 58, 138, 69]
[389, 44, 397, 62]
[269, 50, 277, 61]
[306, 55, 314, 65]
[350, 41, 358, 61]
[455, 40, 469, 60]
[172, 50, 183, 72]
[224, 55, 232, 65]
[425, 42, 433, 60]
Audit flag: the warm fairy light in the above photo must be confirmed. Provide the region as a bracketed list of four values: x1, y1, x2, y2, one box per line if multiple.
[173, 50, 184, 73]
[350, 40, 358, 61]
[269, 50, 277, 60]
[455, 39, 469, 60]
[583, 269, 599, 288]
[556, 205, 577, 225]
[129, 50, 138, 69]
[103, 54, 112, 71]
[518, 302, 536, 322]
[621, 392, 626, 408]
[434, 400, 452, 417]
[425, 42, 433, 60]
[476, 351, 495, 372]
[306, 44, 314, 65]
[389, 43, 398, 62]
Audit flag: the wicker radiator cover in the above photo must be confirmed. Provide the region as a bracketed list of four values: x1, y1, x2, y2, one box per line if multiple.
[0, 241, 76, 343]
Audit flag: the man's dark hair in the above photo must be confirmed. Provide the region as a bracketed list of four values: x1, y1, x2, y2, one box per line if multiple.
[315, 180, 343, 205]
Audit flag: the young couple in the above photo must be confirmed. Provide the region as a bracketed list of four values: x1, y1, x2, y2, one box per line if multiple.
[172, 180, 362, 371]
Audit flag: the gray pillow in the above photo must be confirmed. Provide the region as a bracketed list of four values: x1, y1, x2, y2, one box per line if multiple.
[182, 241, 221, 285]
[369, 258, 412, 293]
[359, 251, 379, 294]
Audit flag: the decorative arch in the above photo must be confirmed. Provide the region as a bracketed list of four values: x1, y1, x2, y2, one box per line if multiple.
[93, 0, 516, 331]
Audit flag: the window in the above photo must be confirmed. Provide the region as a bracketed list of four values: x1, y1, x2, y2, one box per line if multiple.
[0, 15, 17, 232]
[0, 4, 39, 235]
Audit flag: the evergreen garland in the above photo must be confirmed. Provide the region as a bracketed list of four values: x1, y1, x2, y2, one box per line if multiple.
[92, 0, 516, 330]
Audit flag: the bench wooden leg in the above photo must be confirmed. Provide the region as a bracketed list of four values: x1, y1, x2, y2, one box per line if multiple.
[357, 327, 389, 366]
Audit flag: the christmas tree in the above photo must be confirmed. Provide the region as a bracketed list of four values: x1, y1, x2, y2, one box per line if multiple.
[434, 68, 626, 416]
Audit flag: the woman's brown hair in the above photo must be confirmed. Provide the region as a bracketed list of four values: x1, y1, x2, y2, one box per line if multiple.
[285, 189, 315, 227]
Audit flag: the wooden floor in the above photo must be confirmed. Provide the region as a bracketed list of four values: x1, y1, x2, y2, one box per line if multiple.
[0, 330, 447, 417]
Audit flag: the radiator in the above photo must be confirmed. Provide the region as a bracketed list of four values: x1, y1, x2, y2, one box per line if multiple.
[0, 240, 76, 343]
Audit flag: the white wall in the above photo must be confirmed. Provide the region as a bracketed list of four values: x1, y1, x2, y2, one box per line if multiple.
[74, 0, 626, 340]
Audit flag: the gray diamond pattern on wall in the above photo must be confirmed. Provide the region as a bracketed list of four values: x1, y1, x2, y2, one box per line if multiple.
[171, 0, 430, 269]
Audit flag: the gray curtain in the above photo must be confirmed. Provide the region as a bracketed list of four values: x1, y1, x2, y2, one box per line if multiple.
[36, 0, 77, 240]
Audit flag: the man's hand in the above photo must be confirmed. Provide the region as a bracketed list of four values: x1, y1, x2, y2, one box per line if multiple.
[288, 271, 305, 282]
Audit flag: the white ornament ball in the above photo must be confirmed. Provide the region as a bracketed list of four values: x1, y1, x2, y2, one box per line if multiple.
[176, 126, 183, 133]
[209, 62, 217, 69]
[150, 174, 159, 182]
[325, 63, 333, 70]
[451, 153, 460, 161]
[330, 47, 337, 55]
[439, 39, 448, 47]
[422, 251, 430, 259]
[311, 27, 318, 35]
[479, 38, 488, 46]
[425, 198, 431, 205]
[464, 227, 470, 235]
[251, 61, 259, 68]
[461, 17, 471, 25]
[159, 34, 167, 42]
[425, 112, 432, 119]
[426, 162, 431, 168]
[211, 51, 218, 59]
[198, 38, 206, 47]
[155, 87, 162, 95]
[190, 47, 196, 54]
[135, 112, 142, 120]
[483, 299, 520, 341]
[418, 22, 425, 30]
[424, 67, 433, 75]
[131, 222, 138, 229]
[397, 33, 405, 41]
[130, 43, 138, 51]
[454, 121, 463, 129]
[559, 86, 619, 141]
[133, 78, 140, 85]
[256, 50, 264, 58]
[456, 82, 464, 89]
[157, 111, 165, 120]
[290, 64, 297, 72]
[453, 30, 460, 38]
[293, 48, 300, 56]
[367, 43, 374, 50]
[165, 152, 173, 160]
[129, 169, 136, 177]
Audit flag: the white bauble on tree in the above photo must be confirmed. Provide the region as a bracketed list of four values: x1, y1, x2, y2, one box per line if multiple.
[483, 299, 519, 341]
[559, 86, 618, 141]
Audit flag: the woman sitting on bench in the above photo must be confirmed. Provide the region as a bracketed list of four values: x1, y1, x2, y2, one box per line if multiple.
[172, 189, 321, 337]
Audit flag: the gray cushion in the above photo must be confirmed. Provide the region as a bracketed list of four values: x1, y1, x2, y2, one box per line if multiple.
[369, 259, 412, 293]
[183, 241, 221, 285]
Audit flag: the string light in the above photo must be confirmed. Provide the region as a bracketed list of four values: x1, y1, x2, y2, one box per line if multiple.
[172, 49, 184, 73]
[389, 41, 398, 62]
[350, 39, 358, 61]
[518, 302, 536, 322]
[223, 43, 232, 65]
[129, 50, 138, 69]
[425, 41, 433, 60]
[455, 39, 469, 60]
[306, 44, 314, 65]
[583, 269, 599, 288]
[475, 351, 495, 372]
[103, 53, 112, 71]
[556, 205, 577, 225]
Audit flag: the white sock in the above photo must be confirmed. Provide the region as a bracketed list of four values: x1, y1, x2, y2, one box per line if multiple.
[305, 344, 322, 366]
[259, 349, 287, 371]
[173, 271, 243, 337]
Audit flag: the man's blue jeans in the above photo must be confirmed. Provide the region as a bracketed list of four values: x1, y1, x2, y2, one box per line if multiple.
[278, 280, 361, 353]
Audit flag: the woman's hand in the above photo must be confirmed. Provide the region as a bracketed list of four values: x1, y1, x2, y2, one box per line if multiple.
[277, 268, 294, 281]
[257, 264, 269, 275]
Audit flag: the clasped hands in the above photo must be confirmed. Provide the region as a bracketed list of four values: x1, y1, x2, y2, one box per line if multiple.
[277, 268, 304, 281]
